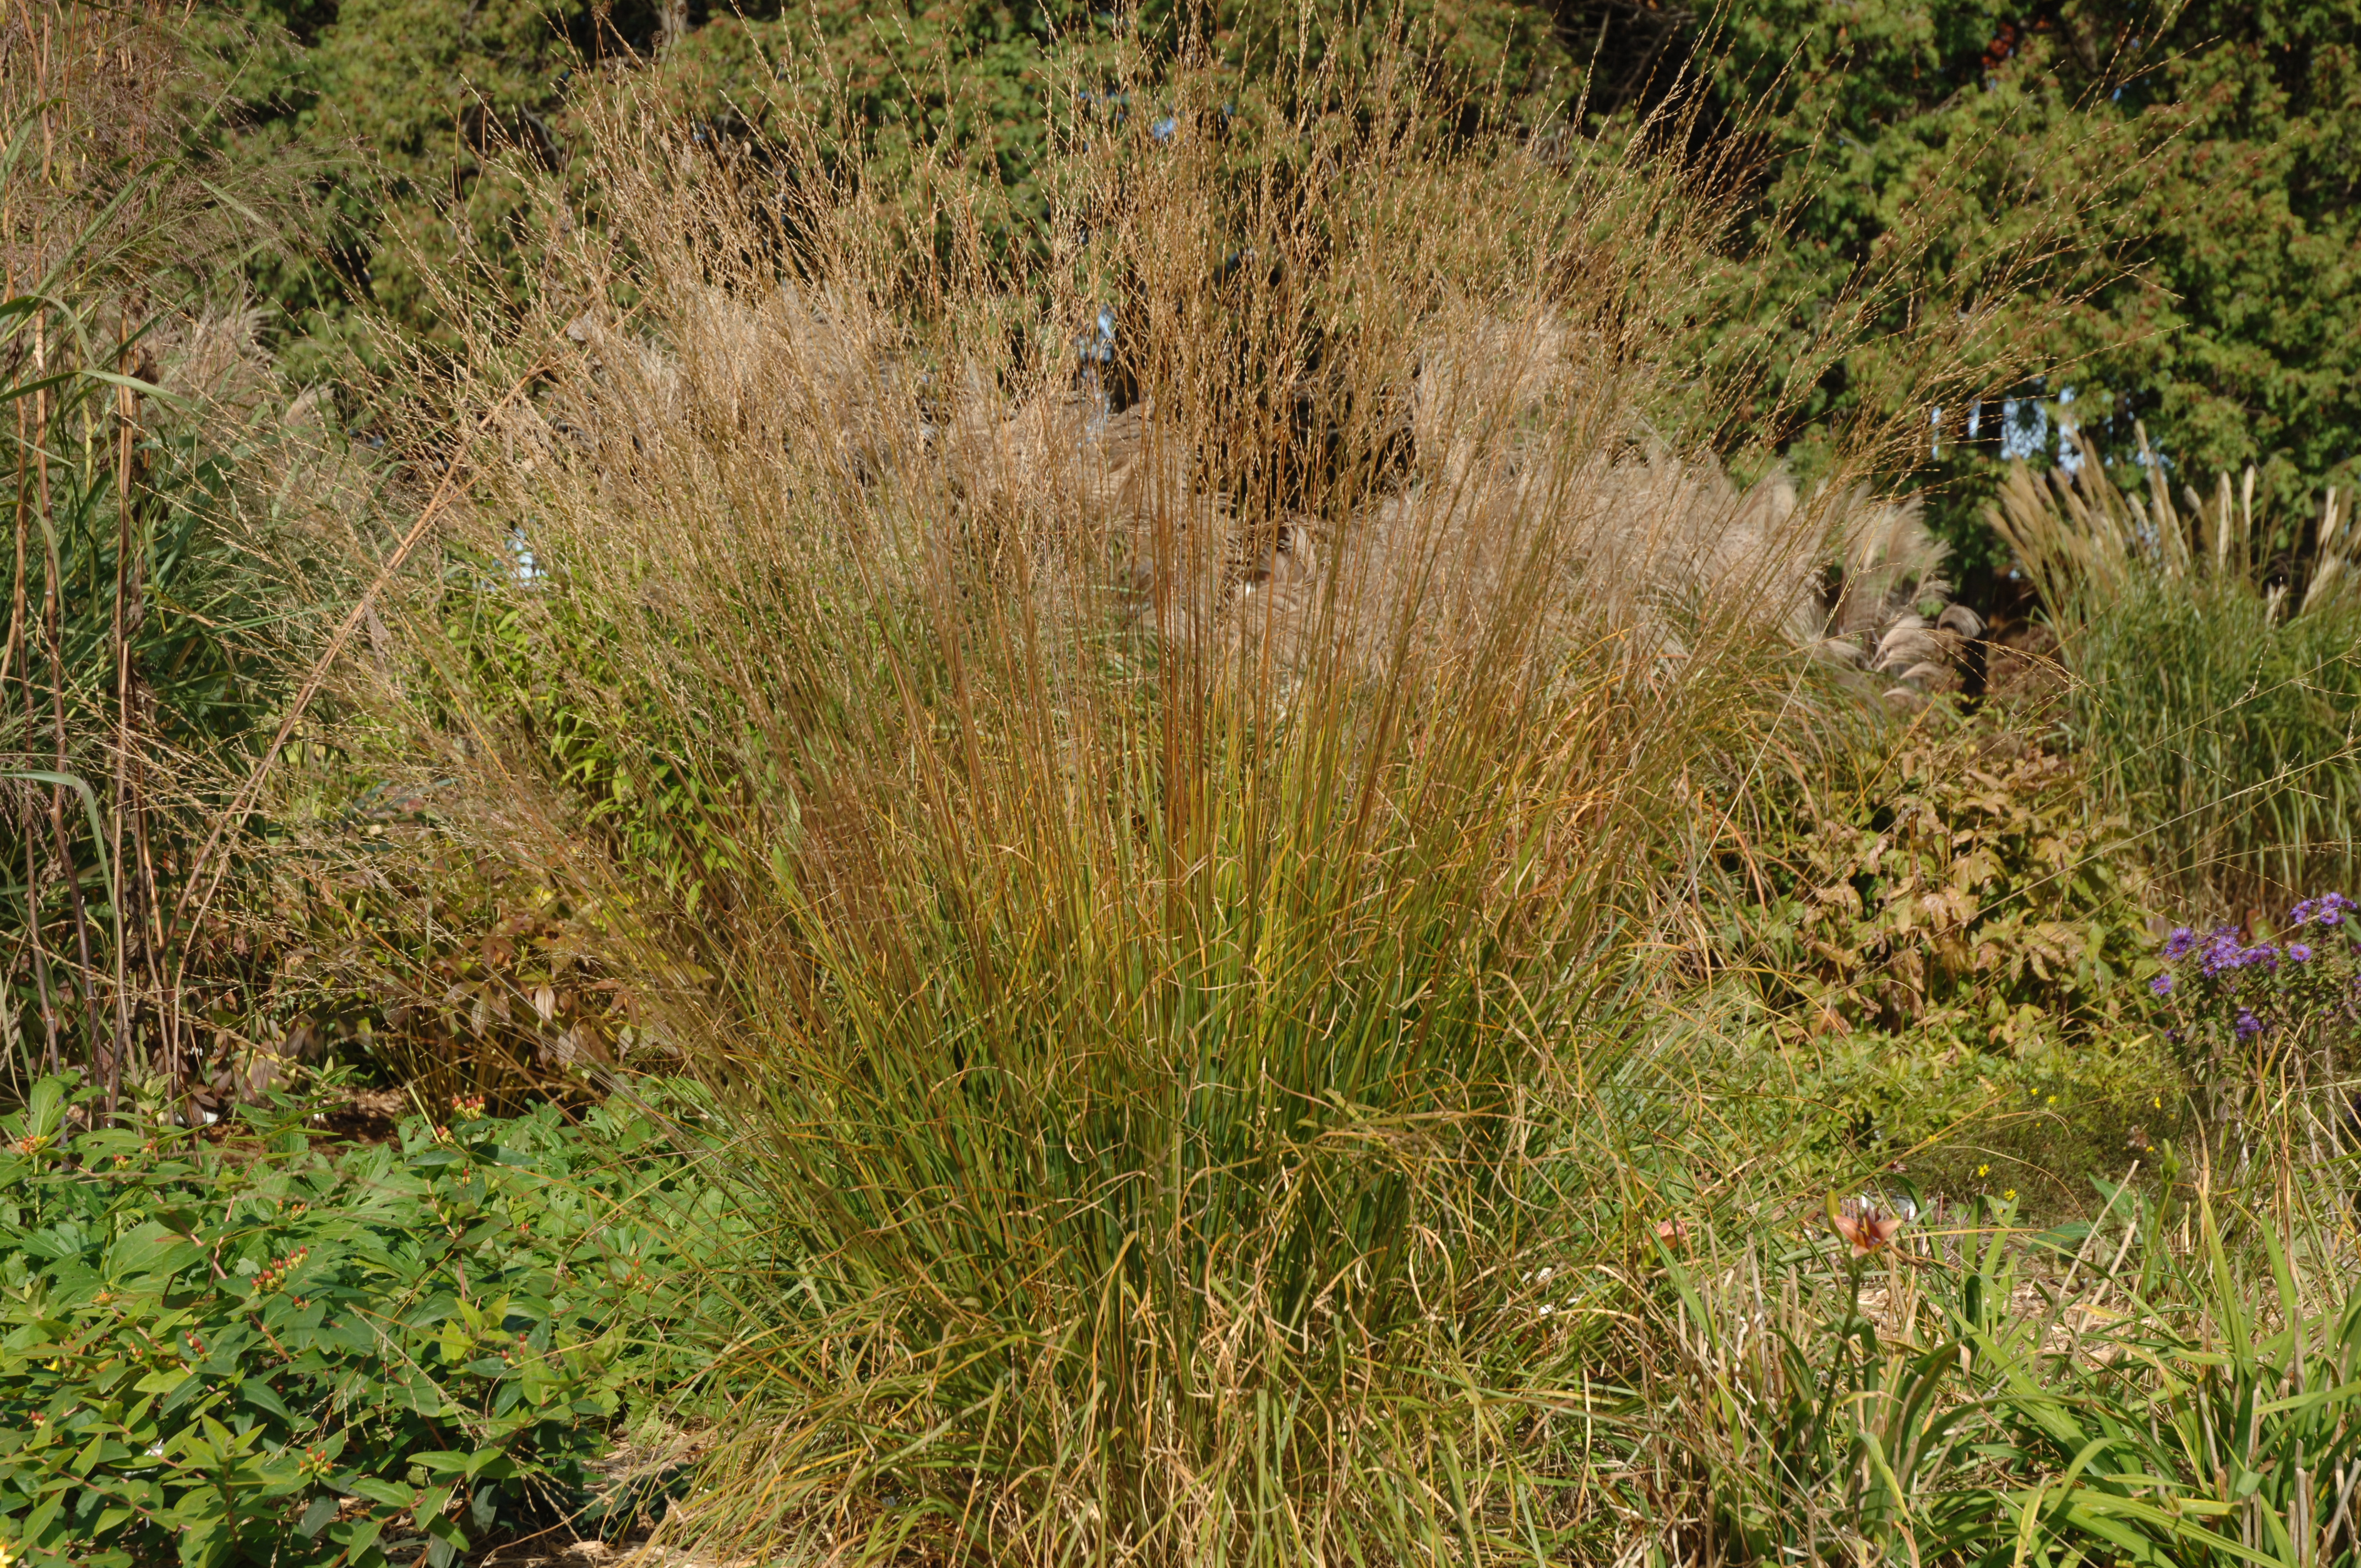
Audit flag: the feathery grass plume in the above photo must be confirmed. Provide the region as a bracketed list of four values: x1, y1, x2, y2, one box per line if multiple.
[366, 17, 2128, 1561]
[1990, 432, 2361, 905]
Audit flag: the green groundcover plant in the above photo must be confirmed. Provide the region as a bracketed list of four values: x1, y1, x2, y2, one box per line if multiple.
[0, 1080, 723, 1568]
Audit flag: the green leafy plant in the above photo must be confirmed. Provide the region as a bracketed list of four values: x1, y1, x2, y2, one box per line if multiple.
[1703, 714, 2164, 1182]
[0, 1076, 722, 1567]
[247, 832, 641, 1111]
[1725, 719, 2150, 1043]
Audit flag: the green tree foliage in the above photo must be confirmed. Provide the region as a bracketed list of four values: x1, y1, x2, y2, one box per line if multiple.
[1699, 0, 2360, 568]
[215, 0, 1571, 362]
[208, 0, 610, 371]
[204, 0, 2356, 570]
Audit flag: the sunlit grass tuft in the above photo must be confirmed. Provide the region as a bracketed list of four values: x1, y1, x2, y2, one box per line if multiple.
[379, 26, 2141, 1565]
[1990, 440, 2361, 906]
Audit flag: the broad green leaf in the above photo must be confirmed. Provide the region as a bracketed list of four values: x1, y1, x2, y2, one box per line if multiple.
[238, 1379, 295, 1422]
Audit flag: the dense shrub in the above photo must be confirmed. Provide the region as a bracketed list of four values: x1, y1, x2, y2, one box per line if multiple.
[1724, 721, 2150, 1043]
[0, 1080, 720, 1567]
[1703, 0, 2361, 564]
[1700, 714, 2168, 1193]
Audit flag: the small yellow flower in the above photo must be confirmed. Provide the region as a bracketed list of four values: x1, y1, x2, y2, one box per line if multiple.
[2003, 1188, 2017, 1200]
[2046, 1095, 2058, 1106]
[1976, 1164, 1990, 1178]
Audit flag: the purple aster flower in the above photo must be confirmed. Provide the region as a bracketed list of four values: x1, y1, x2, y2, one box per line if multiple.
[2247, 945, 2280, 970]
[2292, 899, 2319, 924]
[2289, 943, 2313, 963]
[2319, 892, 2349, 925]
[2150, 972, 2174, 997]
[2235, 1008, 2264, 1038]
[2163, 926, 2197, 959]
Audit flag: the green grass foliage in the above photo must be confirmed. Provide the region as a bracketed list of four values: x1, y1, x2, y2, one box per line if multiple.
[1991, 449, 2361, 903]
[2068, 576, 2361, 903]
[1642, 1180, 2361, 1566]
[10, 8, 2361, 1567]
[379, 46, 1920, 1562]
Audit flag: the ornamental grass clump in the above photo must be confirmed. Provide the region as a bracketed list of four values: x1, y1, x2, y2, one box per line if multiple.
[1990, 437, 2361, 903]
[362, 21, 2110, 1562]
[0, 3, 354, 1111]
